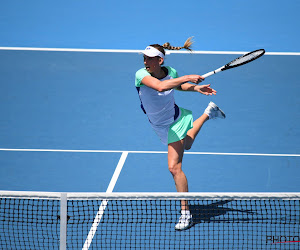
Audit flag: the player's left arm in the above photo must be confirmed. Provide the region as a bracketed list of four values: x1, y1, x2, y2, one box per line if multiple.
[176, 82, 197, 91]
[172, 67, 214, 95]
[177, 83, 217, 96]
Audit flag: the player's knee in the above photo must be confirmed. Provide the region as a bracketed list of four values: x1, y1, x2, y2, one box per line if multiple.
[168, 163, 181, 176]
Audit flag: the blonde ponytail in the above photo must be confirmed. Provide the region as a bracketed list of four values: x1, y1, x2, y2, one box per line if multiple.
[162, 37, 194, 51]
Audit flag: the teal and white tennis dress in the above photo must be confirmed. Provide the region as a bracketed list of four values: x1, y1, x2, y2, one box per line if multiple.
[135, 66, 193, 145]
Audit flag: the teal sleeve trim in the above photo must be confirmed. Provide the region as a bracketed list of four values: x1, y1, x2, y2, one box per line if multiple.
[135, 68, 150, 87]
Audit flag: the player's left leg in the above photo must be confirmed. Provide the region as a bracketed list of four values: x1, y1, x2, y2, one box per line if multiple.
[168, 139, 193, 230]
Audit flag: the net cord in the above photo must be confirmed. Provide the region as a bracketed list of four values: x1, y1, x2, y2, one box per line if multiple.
[2, 191, 300, 200]
[68, 192, 300, 200]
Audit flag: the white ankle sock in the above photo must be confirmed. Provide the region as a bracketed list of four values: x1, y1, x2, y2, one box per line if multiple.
[181, 210, 191, 217]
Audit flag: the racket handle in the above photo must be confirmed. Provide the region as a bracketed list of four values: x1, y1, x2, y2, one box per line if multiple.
[202, 71, 215, 78]
[202, 67, 223, 78]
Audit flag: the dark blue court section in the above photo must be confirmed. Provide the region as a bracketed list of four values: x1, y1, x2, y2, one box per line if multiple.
[0, 50, 299, 192]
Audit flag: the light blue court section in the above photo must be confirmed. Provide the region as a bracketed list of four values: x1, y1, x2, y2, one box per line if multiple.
[0, 151, 123, 192]
[0, 50, 142, 150]
[0, 50, 299, 154]
[1, 1, 299, 52]
[0, 49, 299, 193]
[165, 53, 300, 154]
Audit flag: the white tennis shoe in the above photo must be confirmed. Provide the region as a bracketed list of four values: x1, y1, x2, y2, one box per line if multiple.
[204, 102, 226, 119]
[175, 214, 193, 231]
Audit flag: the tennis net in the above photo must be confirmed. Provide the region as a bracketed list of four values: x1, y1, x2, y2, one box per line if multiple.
[0, 191, 300, 249]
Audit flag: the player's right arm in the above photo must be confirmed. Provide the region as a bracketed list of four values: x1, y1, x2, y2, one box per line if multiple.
[141, 75, 204, 92]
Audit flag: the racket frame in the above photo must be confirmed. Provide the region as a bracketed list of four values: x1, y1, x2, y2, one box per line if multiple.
[202, 49, 265, 78]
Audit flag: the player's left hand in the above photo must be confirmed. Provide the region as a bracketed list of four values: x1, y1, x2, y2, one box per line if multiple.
[195, 84, 217, 95]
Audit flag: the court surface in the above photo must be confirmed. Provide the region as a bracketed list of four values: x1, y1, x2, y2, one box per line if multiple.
[0, 49, 299, 194]
[1, 48, 300, 250]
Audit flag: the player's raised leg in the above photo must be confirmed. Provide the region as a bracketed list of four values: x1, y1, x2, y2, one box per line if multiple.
[184, 102, 226, 150]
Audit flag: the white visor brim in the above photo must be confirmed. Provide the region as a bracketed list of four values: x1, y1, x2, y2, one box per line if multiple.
[142, 46, 165, 59]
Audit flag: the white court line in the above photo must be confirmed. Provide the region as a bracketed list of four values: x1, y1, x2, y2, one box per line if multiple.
[82, 151, 128, 250]
[0, 46, 299, 56]
[0, 148, 299, 157]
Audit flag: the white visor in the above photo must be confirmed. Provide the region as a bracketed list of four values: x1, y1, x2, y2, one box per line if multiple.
[142, 46, 165, 59]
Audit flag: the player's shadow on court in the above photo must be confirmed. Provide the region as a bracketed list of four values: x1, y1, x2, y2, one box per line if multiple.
[189, 200, 255, 226]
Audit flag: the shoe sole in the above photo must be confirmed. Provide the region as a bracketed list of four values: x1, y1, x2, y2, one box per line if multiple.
[209, 102, 226, 119]
[175, 222, 194, 231]
[217, 107, 226, 119]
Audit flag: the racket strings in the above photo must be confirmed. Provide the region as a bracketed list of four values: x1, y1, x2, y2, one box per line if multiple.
[229, 50, 264, 67]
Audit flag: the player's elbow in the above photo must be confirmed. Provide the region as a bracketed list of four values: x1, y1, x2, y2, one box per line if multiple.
[157, 85, 171, 92]
[157, 86, 166, 92]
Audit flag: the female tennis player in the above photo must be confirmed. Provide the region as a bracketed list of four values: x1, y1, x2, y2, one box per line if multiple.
[135, 38, 225, 230]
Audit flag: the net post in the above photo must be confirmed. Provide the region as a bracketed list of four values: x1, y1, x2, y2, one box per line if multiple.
[60, 192, 67, 250]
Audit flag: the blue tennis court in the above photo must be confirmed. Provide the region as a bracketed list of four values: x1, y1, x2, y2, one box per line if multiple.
[0, 49, 299, 249]
[0, 49, 299, 192]
[1, 0, 300, 248]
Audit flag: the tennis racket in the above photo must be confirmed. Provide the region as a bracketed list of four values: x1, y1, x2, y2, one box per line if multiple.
[202, 49, 265, 78]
